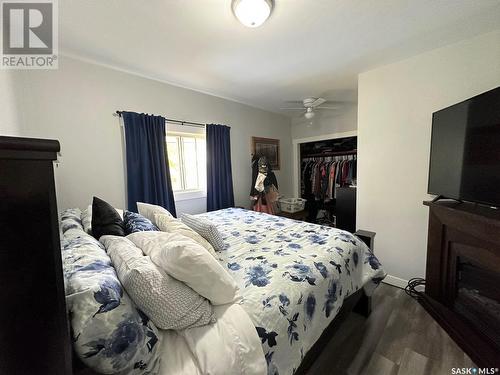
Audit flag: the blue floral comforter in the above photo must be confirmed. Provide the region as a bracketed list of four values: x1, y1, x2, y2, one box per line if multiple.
[198, 208, 386, 375]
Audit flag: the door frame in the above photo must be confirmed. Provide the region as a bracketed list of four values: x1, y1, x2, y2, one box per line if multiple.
[291, 130, 358, 197]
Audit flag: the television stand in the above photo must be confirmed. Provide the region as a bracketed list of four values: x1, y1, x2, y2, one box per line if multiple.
[422, 200, 500, 367]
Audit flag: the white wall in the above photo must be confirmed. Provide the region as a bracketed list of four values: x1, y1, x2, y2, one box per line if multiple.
[357, 30, 500, 285]
[290, 104, 357, 140]
[0, 71, 23, 136]
[5, 56, 292, 213]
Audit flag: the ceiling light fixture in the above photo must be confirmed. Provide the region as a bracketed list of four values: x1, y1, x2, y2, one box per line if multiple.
[304, 107, 315, 119]
[232, 0, 274, 28]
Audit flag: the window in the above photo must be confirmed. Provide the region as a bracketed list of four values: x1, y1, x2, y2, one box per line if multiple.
[166, 132, 206, 194]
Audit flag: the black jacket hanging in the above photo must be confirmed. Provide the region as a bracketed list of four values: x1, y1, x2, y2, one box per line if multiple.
[250, 155, 279, 196]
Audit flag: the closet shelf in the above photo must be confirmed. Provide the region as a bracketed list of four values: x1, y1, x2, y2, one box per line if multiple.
[301, 149, 357, 158]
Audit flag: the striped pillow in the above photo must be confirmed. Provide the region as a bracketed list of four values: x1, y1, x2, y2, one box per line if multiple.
[180, 214, 226, 251]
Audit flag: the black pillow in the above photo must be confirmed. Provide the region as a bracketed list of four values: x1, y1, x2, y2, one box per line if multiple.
[91, 196, 125, 239]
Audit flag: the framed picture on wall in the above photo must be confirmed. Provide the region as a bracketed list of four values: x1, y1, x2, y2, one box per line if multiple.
[252, 137, 280, 170]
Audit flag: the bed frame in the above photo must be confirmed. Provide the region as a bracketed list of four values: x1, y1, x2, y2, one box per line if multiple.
[295, 288, 371, 375]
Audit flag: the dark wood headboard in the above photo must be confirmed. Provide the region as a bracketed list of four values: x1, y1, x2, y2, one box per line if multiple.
[0, 136, 73, 375]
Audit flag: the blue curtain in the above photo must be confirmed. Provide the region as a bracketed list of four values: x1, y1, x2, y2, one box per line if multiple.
[206, 124, 234, 211]
[122, 111, 176, 216]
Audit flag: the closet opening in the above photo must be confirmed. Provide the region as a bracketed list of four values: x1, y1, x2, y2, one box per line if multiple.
[300, 136, 357, 232]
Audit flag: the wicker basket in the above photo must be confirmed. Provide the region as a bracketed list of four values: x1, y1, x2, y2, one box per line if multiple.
[279, 198, 307, 213]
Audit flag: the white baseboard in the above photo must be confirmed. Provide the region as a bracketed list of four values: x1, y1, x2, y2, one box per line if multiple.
[382, 274, 408, 289]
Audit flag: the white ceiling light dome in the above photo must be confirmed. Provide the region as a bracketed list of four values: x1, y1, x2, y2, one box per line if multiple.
[232, 0, 274, 28]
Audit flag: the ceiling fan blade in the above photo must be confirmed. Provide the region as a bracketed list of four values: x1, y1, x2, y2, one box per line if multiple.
[316, 106, 340, 110]
[311, 98, 326, 107]
[324, 100, 354, 105]
[280, 107, 306, 110]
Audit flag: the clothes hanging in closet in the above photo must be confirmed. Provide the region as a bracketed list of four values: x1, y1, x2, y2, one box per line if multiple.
[301, 157, 356, 201]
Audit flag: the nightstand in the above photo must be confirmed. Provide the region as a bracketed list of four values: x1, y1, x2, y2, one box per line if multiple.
[354, 230, 376, 252]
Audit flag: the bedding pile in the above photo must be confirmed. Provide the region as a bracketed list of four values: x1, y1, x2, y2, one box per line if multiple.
[126, 231, 239, 305]
[61, 203, 267, 375]
[100, 235, 216, 330]
[60, 209, 162, 375]
[197, 208, 387, 375]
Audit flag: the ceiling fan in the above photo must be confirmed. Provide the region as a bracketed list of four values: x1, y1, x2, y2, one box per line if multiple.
[281, 97, 340, 119]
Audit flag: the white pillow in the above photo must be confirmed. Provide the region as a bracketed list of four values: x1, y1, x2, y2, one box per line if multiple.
[154, 213, 217, 258]
[100, 235, 215, 330]
[99, 235, 143, 277]
[137, 202, 173, 226]
[180, 213, 226, 251]
[81, 204, 123, 235]
[127, 231, 239, 305]
[81, 205, 93, 234]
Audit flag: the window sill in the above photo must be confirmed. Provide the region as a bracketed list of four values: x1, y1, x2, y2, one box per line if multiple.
[174, 190, 207, 201]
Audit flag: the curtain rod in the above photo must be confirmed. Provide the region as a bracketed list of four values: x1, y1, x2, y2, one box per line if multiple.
[114, 111, 205, 128]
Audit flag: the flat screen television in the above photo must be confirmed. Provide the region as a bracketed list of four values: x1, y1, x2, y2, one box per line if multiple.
[428, 86, 500, 207]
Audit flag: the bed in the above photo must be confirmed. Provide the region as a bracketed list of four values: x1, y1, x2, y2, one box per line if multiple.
[68, 207, 385, 375]
[195, 208, 386, 375]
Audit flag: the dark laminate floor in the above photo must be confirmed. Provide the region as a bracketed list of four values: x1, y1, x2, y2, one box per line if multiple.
[307, 283, 474, 375]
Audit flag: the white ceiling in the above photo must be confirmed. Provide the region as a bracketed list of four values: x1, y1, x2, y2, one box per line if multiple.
[60, 0, 500, 115]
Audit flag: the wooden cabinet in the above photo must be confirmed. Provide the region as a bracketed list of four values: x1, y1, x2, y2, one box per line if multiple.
[0, 136, 72, 375]
[335, 187, 356, 233]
